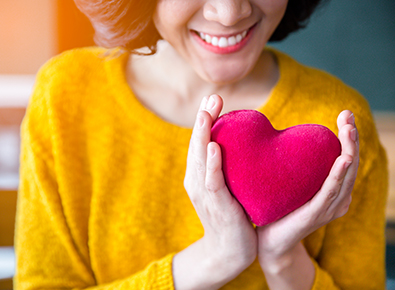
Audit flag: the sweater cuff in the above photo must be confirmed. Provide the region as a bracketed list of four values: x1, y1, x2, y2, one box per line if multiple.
[310, 258, 339, 290]
[151, 253, 175, 289]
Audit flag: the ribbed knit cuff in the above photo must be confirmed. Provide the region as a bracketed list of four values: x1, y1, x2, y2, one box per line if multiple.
[151, 253, 175, 290]
[310, 258, 339, 290]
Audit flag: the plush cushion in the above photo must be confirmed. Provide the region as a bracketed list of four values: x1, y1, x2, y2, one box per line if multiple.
[211, 110, 341, 226]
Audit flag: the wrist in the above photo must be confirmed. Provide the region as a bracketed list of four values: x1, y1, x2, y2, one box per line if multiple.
[258, 242, 303, 275]
[173, 238, 250, 290]
[258, 242, 315, 289]
[200, 235, 253, 286]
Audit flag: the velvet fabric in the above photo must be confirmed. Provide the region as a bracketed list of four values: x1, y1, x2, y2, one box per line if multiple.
[211, 110, 341, 226]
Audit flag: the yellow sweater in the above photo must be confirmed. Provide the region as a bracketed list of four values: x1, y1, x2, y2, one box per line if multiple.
[15, 47, 388, 289]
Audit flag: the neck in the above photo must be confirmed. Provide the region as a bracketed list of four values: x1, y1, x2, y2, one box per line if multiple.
[126, 41, 279, 127]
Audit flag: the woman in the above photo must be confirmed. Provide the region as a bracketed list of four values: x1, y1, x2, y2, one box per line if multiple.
[15, 0, 388, 289]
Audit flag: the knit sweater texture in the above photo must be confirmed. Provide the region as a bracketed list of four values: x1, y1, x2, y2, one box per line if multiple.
[15, 47, 388, 289]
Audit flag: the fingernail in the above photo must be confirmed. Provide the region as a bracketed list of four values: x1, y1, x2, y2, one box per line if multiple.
[208, 145, 216, 158]
[345, 160, 352, 169]
[199, 96, 208, 111]
[350, 128, 357, 142]
[207, 96, 215, 110]
[347, 113, 355, 125]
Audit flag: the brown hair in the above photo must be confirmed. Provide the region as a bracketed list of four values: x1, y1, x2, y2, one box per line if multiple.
[74, 0, 328, 54]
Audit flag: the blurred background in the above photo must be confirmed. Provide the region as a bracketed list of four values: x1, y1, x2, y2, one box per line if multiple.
[0, 0, 394, 288]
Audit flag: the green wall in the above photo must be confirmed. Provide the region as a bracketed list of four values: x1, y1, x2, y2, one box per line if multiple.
[270, 0, 395, 112]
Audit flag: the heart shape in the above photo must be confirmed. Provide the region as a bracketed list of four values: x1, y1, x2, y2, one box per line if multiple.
[211, 110, 341, 226]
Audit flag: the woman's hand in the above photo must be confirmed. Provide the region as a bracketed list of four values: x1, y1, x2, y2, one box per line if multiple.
[257, 110, 359, 289]
[173, 95, 257, 290]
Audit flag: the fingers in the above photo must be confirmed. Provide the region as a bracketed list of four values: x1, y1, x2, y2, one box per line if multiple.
[191, 110, 212, 175]
[336, 110, 353, 129]
[337, 110, 359, 156]
[312, 154, 351, 214]
[185, 95, 225, 194]
[185, 95, 251, 232]
[338, 110, 359, 158]
[307, 111, 359, 224]
[329, 110, 359, 214]
[204, 94, 223, 121]
[205, 142, 235, 212]
[187, 95, 223, 171]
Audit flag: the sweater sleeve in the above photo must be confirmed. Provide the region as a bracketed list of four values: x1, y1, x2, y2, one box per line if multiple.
[14, 59, 175, 290]
[309, 106, 388, 289]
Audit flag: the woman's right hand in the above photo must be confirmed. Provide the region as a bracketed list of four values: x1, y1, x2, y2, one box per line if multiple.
[173, 95, 257, 290]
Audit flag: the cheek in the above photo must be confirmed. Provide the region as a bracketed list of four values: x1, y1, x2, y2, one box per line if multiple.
[259, 0, 288, 35]
[153, 0, 199, 38]
[153, 4, 177, 38]
[261, 0, 288, 21]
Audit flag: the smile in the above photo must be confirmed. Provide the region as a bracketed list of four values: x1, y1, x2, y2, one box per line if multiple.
[197, 29, 248, 48]
[191, 24, 256, 54]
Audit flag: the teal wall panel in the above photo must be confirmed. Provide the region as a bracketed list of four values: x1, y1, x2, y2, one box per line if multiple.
[271, 0, 395, 111]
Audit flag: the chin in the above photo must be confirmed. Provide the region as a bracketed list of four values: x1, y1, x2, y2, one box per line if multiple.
[194, 48, 262, 85]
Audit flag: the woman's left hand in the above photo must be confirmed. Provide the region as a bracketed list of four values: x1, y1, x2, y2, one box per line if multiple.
[257, 110, 359, 276]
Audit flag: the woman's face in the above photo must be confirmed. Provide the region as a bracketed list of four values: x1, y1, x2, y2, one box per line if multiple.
[153, 0, 288, 85]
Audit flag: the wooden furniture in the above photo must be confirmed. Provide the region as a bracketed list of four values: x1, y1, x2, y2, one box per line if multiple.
[0, 191, 17, 289]
[0, 108, 24, 289]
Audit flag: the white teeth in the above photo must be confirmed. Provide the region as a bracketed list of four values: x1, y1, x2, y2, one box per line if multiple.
[218, 37, 227, 48]
[198, 29, 249, 47]
[211, 36, 219, 46]
[228, 36, 236, 46]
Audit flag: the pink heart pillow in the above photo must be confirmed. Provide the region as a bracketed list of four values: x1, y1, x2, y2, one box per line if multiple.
[211, 110, 341, 226]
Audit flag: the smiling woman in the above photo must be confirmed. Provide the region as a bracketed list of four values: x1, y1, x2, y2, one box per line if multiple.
[148, 0, 286, 86]
[14, 0, 388, 290]
[74, 0, 323, 53]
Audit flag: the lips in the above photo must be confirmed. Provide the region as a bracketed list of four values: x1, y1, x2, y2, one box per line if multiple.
[191, 24, 256, 54]
[197, 29, 248, 48]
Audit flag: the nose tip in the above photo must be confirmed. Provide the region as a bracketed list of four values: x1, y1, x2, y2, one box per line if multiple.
[203, 0, 252, 26]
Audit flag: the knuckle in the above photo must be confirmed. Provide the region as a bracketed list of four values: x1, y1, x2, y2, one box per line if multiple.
[334, 207, 349, 219]
[207, 160, 222, 175]
[339, 124, 351, 139]
[332, 171, 344, 183]
[206, 163, 221, 178]
[205, 180, 216, 193]
[196, 167, 205, 178]
[205, 179, 221, 196]
[337, 198, 352, 218]
[345, 179, 356, 193]
[330, 200, 352, 220]
[194, 160, 206, 175]
[326, 189, 339, 202]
